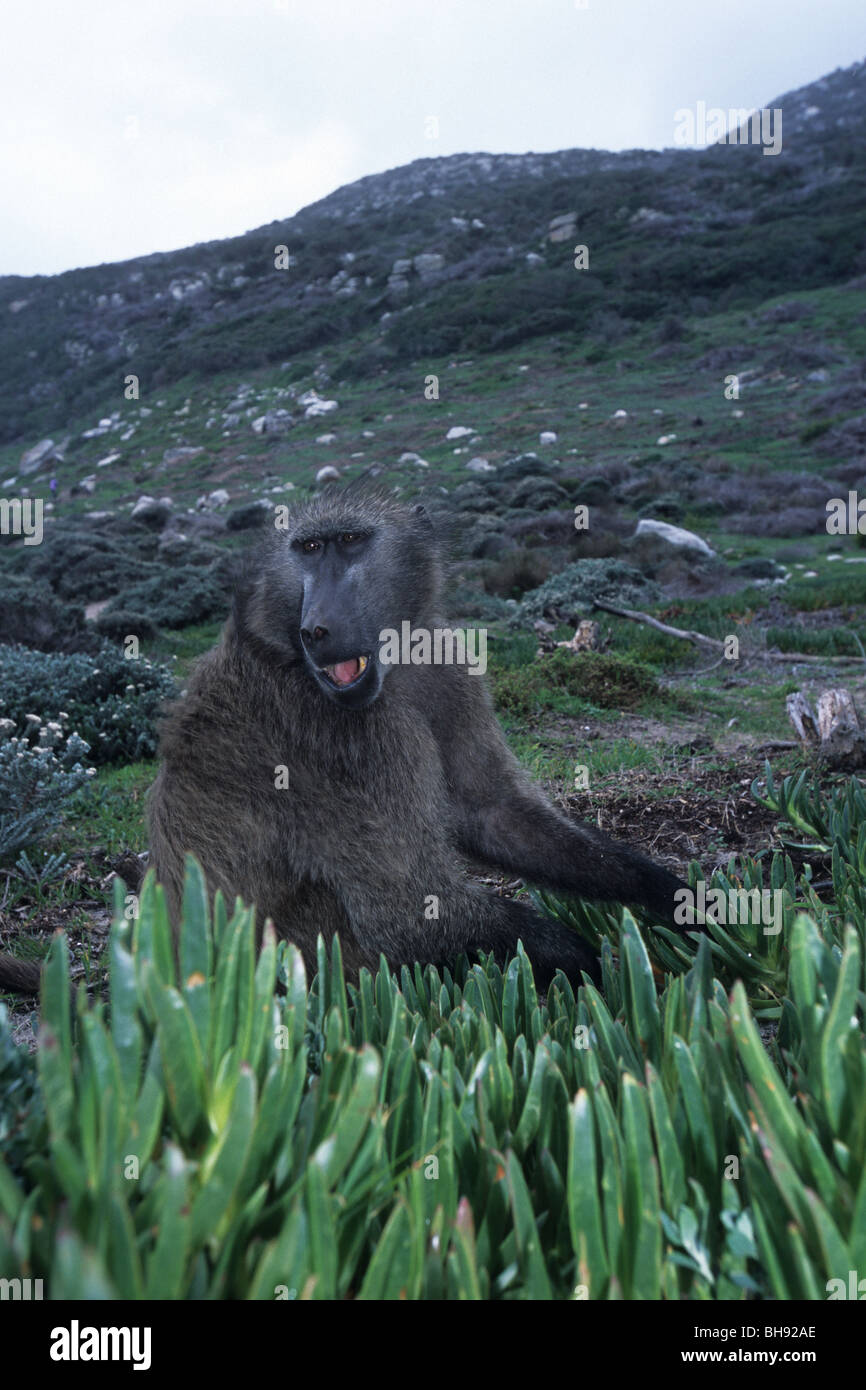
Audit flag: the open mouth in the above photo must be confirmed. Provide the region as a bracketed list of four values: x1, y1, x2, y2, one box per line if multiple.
[321, 654, 370, 688]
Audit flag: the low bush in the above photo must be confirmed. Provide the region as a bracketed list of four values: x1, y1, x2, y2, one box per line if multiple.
[491, 648, 663, 719]
[0, 644, 176, 766]
[0, 718, 94, 858]
[0, 763, 863, 1298]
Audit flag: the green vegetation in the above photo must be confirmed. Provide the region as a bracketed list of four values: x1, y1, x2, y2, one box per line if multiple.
[1, 769, 864, 1299]
[0, 644, 175, 765]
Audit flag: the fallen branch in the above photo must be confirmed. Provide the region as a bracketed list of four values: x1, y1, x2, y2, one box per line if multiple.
[591, 599, 864, 665]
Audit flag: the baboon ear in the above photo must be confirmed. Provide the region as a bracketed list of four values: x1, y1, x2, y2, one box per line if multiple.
[413, 503, 433, 531]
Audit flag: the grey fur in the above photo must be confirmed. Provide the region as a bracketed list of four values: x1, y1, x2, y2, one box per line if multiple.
[0, 488, 690, 997]
[146, 488, 689, 991]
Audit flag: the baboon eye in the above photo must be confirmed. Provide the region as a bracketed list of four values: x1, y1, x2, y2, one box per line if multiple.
[339, 531, 362, 544]
[301, 539, 322, 553]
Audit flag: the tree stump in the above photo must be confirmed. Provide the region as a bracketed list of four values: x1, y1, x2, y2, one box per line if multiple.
[786, 688, 866, 769]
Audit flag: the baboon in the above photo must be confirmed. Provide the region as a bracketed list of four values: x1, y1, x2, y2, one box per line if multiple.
[0, 488, 692, 998]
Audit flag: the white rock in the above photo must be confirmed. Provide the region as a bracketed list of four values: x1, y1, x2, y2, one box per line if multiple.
[578, 402, 589, 410]
[19, 439, 60, 475]
[446, 426, 475, 440]
[96, 452, 122, 468]
[466, 457, 495, 472]
[315, 465, 340, 484]
[539, 431, 558, 445]
[197, 489, 230, 510]
[633, 519, 715, 557]
[316, 432, 338, 444]
[611, 409, 628, 419]
[656, 434, 677, 445]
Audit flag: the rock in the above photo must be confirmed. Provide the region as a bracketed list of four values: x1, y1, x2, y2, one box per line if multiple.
[391, 258, 412, 276]
[299, 390, 339, 418]
[631, 519, 715, 560]
[807, 369, 829, 382]
[20, 439, 62, 475]
[548, 212, 578, 243]
[251, 409, 295, 435]
[131, 495, 172, 527]
[316, 432, 338, 444]
[96, 451, 122, 468]
[196, 489, 230, 511]
[656, 434, 677, 445]
[163, 446, 204, 466]
[398, 451, 430, 468]
[539, 431, 558, 445]
[315, 466, 341, 484]
[446, 426, 475, 441]
[413, 252, 445, 279]
[387, 275, 410, 294]
[466, 457, 495, 473]
[525, 253, 544, 268]
[71, 476, 97, 496]
[226, 499, 274, 531]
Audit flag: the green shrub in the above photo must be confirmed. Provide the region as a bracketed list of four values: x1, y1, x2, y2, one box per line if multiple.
[101, 566, 230, 630]
[0, 718, 94, 858]
[491, 648, 663, 719]
[0, 644, 176, 766]
[0, 574, 102, 654]
[515, 559, 662, 627]
[0, 791, 863, 1300]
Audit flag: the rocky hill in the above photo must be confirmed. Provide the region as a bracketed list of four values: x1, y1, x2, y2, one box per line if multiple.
[1, 59, 864, 445]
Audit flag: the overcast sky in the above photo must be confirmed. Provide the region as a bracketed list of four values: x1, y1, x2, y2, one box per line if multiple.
[1, 0, 863, 277]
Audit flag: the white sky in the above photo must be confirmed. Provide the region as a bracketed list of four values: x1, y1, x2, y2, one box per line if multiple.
[1, 0, 863, 276]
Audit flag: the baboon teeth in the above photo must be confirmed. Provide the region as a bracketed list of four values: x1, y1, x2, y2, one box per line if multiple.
[324, 654, 369, 687]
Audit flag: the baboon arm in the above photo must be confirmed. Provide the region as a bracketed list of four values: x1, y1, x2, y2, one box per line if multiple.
[458, 791, 684, 923]
[429, 668, 685, 924]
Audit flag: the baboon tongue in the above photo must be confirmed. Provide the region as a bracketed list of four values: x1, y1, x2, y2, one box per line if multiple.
[330, 658, 361, 685]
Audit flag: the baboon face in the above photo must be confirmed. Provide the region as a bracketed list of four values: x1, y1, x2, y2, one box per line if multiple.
[295, 526, 387, 709]
[248, 495, 439, 711]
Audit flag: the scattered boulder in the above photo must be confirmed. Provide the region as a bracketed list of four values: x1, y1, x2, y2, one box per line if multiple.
[196, 489, 230, 511]
[630, 519, 715, 561]
[446, 426, 475, 441]
[20, 439, 62, 475]
[299, 390, 339, 418]
[548, 212, 578, 243]
[539, 431, 558, 445]
[315, 465, 341, 484]
[466, 456, 495, 473]
[130, 495, 173, 527]
[251, 409, 295, 435]
[413, 252, 445, 279]
[316, 432, 338, 444]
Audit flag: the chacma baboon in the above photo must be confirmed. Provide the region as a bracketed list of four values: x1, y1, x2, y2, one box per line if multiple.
[145, 487, 692, 993]
[0, 488, 692, 998]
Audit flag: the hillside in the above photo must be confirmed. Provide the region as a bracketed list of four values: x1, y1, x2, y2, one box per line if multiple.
[0, 59, 864, 446]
